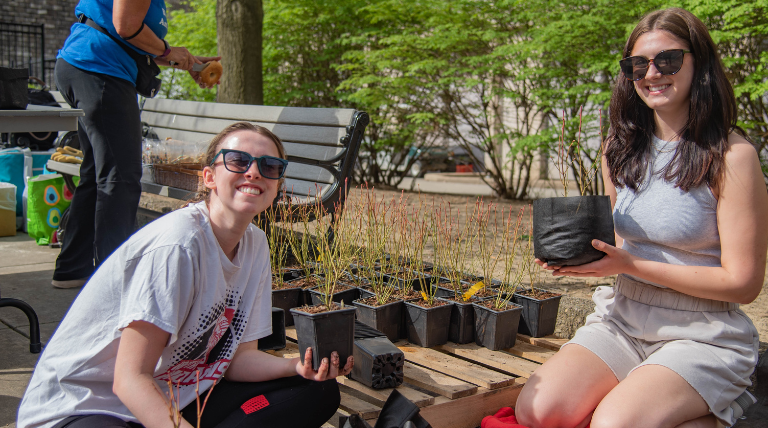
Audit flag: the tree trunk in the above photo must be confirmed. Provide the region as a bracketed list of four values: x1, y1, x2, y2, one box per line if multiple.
[216, 0, 263, 104]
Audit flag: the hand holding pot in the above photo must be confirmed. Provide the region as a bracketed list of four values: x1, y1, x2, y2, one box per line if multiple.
[295, 347, 353, 381]
[537, 239, 636, 277]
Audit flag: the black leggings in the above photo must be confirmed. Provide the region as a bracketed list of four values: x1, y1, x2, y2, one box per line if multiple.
[52, 376, 340, 428]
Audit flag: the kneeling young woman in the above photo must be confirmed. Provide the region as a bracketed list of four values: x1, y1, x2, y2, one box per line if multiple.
[18, 122, 353, 428]
[515, 8, 767, 428]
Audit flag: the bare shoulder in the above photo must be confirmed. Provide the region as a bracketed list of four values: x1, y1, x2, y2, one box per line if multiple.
[725, 132, 759, 165]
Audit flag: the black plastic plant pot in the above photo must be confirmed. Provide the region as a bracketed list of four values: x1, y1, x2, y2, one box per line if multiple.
[271, 286, 302, 326]
[533, 195, 615, 267]
[276, 268, 304, 282]
[351, 321, 405, 389]
[436, 297, 475, 344]
[513, 291, 563, 338]
[404, 300, 453, 347]
[353, 297, 404, 342]
[472, 301, 523, 351]
[358, 288, 376, 300]
[290, 305, 356, 370]
[309, 285, 360, 306]
[257, 308, 286, 351]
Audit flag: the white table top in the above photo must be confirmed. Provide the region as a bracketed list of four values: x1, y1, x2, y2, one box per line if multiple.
[0, 105, 84, 133]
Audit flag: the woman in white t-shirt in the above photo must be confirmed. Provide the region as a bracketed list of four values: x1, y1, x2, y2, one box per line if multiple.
[18, 122, 353, 428]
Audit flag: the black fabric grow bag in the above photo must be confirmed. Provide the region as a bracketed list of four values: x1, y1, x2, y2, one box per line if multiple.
[533, 195, 615, 267]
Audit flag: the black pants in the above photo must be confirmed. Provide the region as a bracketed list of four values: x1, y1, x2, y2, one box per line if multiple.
[51, 377, 340, 428]
[53, 59, 142, 281]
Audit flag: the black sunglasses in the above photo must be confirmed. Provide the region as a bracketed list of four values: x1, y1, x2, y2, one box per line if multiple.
[210, 149, 288, 180]
[619, 49, 691, 81]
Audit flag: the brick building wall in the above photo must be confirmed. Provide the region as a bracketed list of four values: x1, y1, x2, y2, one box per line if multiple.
[1, 0, 79, 86]
[2, 0, 80, 64]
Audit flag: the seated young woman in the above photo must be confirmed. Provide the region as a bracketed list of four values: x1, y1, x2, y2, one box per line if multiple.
[18, 122, 353, 428]
[515, 7, 767, 428]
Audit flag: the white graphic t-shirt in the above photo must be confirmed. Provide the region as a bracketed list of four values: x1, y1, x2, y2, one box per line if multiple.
[17, 202, 272, 428]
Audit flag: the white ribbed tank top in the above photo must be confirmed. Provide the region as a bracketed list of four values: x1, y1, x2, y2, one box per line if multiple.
[613, 136, 721, 288]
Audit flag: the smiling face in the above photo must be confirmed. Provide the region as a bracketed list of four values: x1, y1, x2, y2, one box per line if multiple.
[631, 30, 694, 117]
[203, 130, 281, 220]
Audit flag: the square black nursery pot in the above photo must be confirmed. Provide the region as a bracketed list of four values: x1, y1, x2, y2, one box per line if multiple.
[513, 290, 563, 338]
[257, 307, 287, 351]
[351, 321, 405, 389]
[353, 297, 404, 343]
[404, 300, 453, 347]
[436, 296, 475, 344]
[473, 301, 523, 351]
[271, 285, 302, 326]
[290, 305, 356, 370]
[309, 284, 360, 307]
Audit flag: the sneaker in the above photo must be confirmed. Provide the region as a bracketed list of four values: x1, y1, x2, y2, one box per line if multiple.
[52, 278, 88, 289]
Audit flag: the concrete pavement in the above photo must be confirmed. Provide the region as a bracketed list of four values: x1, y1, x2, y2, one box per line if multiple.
[0, 233, 81, 427]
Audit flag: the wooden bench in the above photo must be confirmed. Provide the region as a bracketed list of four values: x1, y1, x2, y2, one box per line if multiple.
[47, 95, 369, 215]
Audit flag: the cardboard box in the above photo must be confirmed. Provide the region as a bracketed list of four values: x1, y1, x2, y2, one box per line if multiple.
[0, 208, 16, 236]
[0, 182, 16, 236]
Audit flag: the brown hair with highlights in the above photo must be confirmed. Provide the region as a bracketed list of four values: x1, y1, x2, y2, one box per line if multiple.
[186, 122, 287, 206]
[605, 7, 744, 193]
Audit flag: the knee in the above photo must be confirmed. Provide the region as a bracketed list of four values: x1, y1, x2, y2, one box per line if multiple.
[515, 384, 589, 428]
[589, 408, 634, 428]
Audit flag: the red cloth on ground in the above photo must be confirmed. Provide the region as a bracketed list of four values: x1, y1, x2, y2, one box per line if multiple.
[481, 407, 523, 428]
[481, 407, 590, 428]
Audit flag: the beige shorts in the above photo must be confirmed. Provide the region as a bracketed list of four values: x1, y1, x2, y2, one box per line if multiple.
[566, 275, 759, 426]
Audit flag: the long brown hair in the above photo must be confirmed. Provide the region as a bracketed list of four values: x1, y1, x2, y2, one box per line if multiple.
[605, 8, 742, 192]
[186, 122, 287, 206]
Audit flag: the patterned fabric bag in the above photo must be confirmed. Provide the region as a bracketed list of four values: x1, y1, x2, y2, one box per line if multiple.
[26, 174, 78, 245]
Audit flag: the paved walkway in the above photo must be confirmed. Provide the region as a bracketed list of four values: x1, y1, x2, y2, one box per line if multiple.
[0, 233, 81, 427]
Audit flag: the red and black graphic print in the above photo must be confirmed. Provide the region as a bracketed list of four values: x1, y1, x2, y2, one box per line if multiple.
[156, 290, 250, 385]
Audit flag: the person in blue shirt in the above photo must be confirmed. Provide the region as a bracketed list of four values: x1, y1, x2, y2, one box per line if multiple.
[51, 0, 220, 289]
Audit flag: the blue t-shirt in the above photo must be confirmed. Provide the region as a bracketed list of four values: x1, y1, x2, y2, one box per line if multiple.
[58, 0, 168, 85]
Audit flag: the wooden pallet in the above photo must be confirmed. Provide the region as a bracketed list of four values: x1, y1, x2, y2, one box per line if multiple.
[270, 327, 564, 428]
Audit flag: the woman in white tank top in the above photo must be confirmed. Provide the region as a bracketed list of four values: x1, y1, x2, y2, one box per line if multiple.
[515, 8, 768, 428]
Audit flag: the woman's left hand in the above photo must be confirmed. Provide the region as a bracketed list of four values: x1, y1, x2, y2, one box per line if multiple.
[189, 55, 222, 89]
[537, 239, 636, 278]
[295, 348, 354, 381]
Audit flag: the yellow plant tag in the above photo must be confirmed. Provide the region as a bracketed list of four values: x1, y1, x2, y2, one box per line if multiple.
[462, 281, 485, 301]
[420, 291, 428, 301]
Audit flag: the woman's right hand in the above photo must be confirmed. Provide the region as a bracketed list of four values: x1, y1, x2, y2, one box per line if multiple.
[161, 46, 197, 71]
[295, 347, 354, 381]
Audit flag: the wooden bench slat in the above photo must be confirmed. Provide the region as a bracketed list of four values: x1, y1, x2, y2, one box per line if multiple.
[337, 377, 434, 408]
[142, 98, 356, 127]
[284, 164, 335, 184]
[437, 342, 542, 379]
[402, 361, 478, 399]
[283, 179, 331, 198]
[397, 343, 516, 390]
[339, 391, 381, 419]
[148, 127, 347, 162]
[142, 111, 348, 147]
[504, 342, 556, 364]
[418, 385, 523, 428]
[516, 334, 567, 352]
